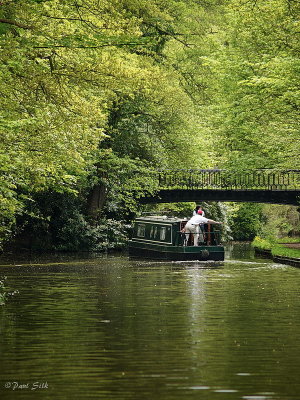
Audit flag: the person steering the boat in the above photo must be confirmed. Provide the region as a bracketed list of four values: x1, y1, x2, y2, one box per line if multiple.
[182, 210, 222, 246]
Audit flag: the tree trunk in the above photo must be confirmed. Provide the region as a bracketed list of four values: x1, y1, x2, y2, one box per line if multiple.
[86, 183, 108, 221]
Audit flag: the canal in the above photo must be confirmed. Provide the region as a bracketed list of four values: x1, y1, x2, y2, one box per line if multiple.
[0, 243, 299, 400]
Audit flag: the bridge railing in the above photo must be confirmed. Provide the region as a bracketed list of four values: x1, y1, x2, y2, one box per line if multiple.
[157, 169, 300, 191]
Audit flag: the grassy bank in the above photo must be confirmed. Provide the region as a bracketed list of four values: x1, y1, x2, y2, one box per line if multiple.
[252, 236, 300, 259]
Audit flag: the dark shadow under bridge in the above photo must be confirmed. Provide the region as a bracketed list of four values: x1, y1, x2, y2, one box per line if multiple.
[139, 169, 300, 205]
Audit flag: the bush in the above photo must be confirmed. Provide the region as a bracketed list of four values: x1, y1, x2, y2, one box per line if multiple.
[10, 191, 129, 252]
[252, 236, 300, 259]
[55, 213, 128, 252]
[231, 203, 263, 241]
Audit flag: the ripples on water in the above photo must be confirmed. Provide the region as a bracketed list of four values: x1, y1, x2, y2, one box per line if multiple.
[0, 244, 299, 400]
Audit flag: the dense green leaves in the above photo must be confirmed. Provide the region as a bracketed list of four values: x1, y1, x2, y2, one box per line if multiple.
[209, 0, 300, 169]
[230, 203, 264, 241]
[0, 0, 211, 248]
[0, 0, 299, 249]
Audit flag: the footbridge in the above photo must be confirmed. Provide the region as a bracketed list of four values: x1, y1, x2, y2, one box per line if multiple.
[139, 169, 300, 205]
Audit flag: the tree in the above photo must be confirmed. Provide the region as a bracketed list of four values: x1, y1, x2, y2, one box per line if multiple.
[209, 0, 300, 170]
[2, 0, 298, 249]
[0, 0, 215, 248]
[231, 203, 263, 241]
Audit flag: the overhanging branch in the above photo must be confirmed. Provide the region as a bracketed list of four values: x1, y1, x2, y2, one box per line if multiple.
[0, 18, 32, 29]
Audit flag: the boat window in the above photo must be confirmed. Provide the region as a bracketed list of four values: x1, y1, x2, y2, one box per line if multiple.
[160, 227, 166, 241]
[150, 226, 158, 239]
[137, 224, 146, 237]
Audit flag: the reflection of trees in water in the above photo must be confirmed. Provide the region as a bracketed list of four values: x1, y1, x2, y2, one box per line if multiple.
[225, 242, 256, 260]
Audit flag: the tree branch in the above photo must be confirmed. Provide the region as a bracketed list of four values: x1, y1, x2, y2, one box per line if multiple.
[0, 18, 32, 29]
[33, 42, 148, 49]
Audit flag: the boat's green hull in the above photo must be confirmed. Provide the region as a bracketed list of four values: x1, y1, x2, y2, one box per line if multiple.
[129, 240, 224, 261]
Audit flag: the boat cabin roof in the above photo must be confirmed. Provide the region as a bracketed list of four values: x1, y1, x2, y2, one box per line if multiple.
[134, 215, 187, 224]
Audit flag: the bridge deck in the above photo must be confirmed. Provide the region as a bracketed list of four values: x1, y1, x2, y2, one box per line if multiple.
[140, 170, 300, 205]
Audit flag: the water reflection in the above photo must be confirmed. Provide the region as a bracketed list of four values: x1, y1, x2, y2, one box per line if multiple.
[0, 246, 299, 399]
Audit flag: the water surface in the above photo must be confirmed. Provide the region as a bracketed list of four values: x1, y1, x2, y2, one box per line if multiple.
[0, 244, 299, 399]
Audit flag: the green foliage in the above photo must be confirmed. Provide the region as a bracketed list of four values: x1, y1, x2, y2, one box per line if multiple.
[55, 214, 128, 252]
[142, 202, 196, 218]
[1, 0, 299, 250]
[200, 201, 231, 241]
[259, 204, 300, 240]
[12, 190, 129, 251]
[230, 203, 263, 241]
[252, 236, 300, 259]
[277, 236, 300, 244]
[0, 0, 216, 248]
[271, 244, 300, 259]
[209, 0, 300, 170]
[252, 236, 272, 251]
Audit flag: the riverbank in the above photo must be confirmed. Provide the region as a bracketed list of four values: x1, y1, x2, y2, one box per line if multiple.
[252, 236, 300, 268]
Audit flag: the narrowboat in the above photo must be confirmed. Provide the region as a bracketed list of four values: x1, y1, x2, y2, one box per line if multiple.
[128, 215, 224, 261]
